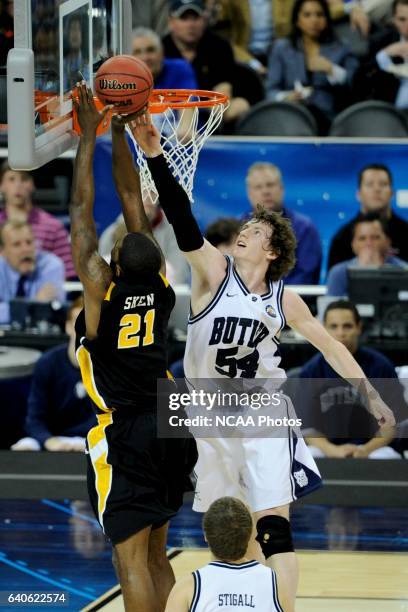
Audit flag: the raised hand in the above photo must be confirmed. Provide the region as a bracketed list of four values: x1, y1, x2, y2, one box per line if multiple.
[72, 81, 112, 138]
[384, 41, 408, 59]
[367, 395, 395, 428]
[127, 112, 163, 158]
[306, 53, 333, 74]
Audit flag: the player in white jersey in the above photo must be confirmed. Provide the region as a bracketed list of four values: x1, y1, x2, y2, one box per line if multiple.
[165, 497, 287, 612]
[130, 115, 395, 610]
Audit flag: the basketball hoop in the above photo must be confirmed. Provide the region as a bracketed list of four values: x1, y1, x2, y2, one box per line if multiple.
[128, 89, 229, 203]
[34, 89, 112, 137]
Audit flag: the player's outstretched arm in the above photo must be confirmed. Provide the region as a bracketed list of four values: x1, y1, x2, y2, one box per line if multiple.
[70, 82, 112, 336]
[111, 116, 166, 273]
[164, 574, 194, 612]
[128, 114, 227, 293]
[282, 288, 396, 429]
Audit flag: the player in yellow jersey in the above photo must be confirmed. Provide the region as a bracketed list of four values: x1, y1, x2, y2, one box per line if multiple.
[70, 83, 195, 612]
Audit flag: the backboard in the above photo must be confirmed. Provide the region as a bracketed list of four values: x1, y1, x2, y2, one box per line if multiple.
[7, 0, 132, 170]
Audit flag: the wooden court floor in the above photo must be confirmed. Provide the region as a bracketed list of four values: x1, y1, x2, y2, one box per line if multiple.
[83, 548, 408, 611]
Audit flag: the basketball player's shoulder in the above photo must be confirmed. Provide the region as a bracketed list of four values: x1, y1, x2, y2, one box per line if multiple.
[165, 572, 194, 612]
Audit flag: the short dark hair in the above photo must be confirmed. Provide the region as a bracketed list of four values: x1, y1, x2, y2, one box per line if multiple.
[0, 161, 33, 184]
[324, 299, 361, 324]
[250, 207, 296, 282]
[393, 0, 408, 14]
[205, 217, 241, 248]
[351, 212, 391, 240]
[118, 233, 161, 278]
[203, 497, 253, 561]
[358, 164, 393, 188]
[290, 0, 334, 46]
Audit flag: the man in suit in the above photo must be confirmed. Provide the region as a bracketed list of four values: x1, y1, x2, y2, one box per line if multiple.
[163, 0, 250, 126]
[328, 163, 408, 269]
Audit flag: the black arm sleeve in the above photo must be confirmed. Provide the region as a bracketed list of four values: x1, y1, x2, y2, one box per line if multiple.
[146, 154, 204, 252]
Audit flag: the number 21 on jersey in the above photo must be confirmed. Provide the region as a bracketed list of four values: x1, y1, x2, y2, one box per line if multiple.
[118, 309, 155, 349]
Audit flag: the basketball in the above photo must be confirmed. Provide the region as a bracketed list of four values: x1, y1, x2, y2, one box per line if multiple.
[95, 55, 153, 115]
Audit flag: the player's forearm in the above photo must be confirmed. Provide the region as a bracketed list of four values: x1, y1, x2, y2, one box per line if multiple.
[146, 155, 204, 252]
[112, 126, 143, 198]
[71, 134, 96, 213]
[70, 135, 99, 264]
[323, 343, 385, 407]
[111, 127, 151, 234]
[323, 341, 365, 377]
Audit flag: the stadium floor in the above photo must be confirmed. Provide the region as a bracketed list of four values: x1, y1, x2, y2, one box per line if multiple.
[0, 499, 407, 611]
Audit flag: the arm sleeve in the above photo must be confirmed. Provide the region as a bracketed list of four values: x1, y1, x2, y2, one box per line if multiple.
[146, 155, 204, 252]
[25, 356, 53, 447]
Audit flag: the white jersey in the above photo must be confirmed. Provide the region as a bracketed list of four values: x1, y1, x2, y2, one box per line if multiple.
[191, 560, 283, 612]
[184, 256, 286, 380]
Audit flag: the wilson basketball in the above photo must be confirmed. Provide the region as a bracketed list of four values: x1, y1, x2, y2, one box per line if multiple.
[95, 55, 153, 114]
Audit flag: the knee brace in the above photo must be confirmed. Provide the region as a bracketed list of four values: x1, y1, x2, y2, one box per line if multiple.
[256, 515, 294, 559]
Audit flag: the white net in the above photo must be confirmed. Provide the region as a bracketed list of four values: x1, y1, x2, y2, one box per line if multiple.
[127, 91, 228, 203]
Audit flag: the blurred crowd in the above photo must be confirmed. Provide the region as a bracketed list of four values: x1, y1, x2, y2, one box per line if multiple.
[130, 0, 408, 134]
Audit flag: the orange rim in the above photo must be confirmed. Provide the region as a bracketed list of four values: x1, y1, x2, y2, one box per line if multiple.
[148, 89, 228, 114]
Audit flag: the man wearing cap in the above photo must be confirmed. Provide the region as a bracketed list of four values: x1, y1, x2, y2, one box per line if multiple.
[162, 0, 250, 127]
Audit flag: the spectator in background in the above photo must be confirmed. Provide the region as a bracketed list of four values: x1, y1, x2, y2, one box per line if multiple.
[11, 297, 96, 451]
[0, 220, 65, 324]
[326, 212, 407, 296]
[266, 0, 359, 134]
[328, 164, 408, 268]
[132, 27, 198, 89]
[132, 26, 198, 139]
[63, 12, 89, 91]
[245, 162, 322, 284]
[163, 0, 251, 127]
[206, 0, 367, 71]
[205, 217, 241, 255]
[298, 300, 402, 458]
[99, 192, 190, 285]
[365, 0, 408, 107]
[0, 162, 76, 278]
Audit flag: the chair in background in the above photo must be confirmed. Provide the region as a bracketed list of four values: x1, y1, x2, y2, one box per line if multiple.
[235, 100, 318, 136]
[329, 101, 408, 137]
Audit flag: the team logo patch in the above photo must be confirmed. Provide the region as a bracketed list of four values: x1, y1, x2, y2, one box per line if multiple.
[265, 304, 277, 318]
[293, 468, 308, 488]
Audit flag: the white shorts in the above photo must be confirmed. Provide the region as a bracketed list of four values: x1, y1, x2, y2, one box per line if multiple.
[192, 432, 322, 513]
